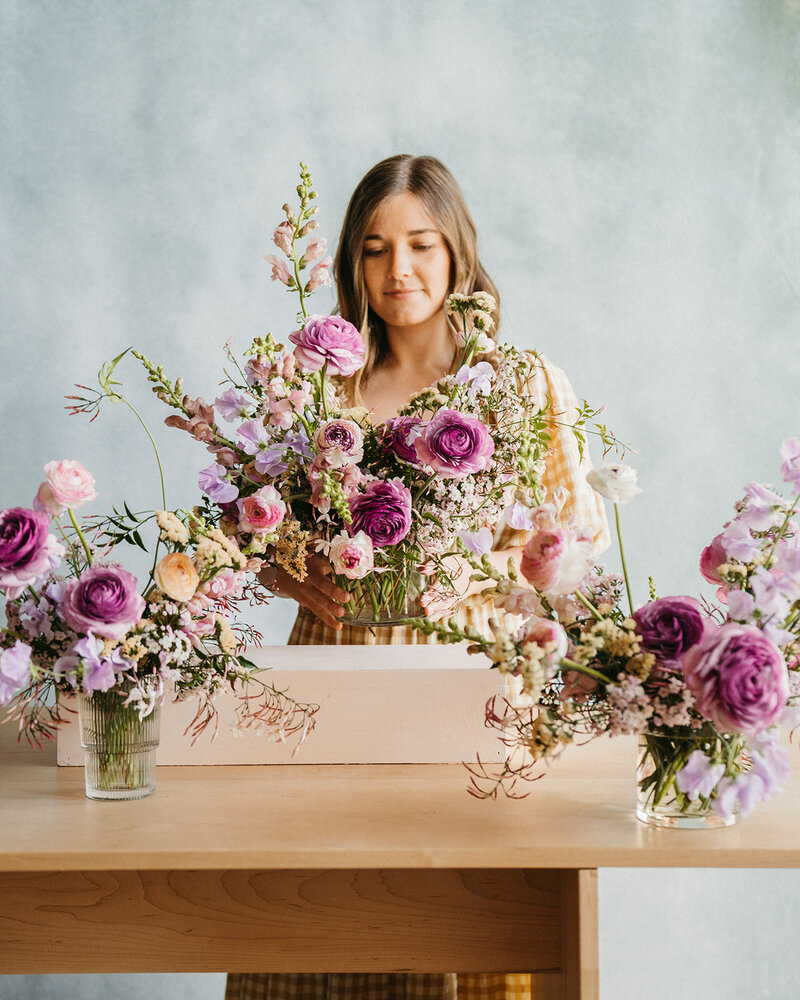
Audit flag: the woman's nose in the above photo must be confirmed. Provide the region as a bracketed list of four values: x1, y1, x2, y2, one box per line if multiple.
[388, 247, 412, 278]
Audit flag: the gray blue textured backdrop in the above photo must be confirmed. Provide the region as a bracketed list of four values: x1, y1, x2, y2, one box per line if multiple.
[2, 1, 799, 998]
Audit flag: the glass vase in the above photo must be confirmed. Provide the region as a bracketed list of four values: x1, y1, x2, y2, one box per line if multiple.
[636, 728, 741, 829]
[77, 690, 160, 800]
[336, 567, 425, 627]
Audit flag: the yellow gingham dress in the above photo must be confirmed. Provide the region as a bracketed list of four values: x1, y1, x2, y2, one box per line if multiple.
[225, 355, 609, 1000]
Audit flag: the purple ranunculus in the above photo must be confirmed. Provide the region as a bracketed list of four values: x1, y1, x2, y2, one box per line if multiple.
[380, 417, 423, 466]
[633, 595, 711, 668]
[414, 409, 495, 479]
[198, 463, 240, 504]
[0, 507, 64, 599]
[59, 565, 146, 641]
[349, 478, 413, 548]
[288, 314, 366, 376]
[682, 622, 790, 735]
[313, 419, 364, 469]
[0, 641, 33, 704]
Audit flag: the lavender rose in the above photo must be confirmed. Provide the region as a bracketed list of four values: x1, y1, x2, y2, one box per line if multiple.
[0, 508, 64, 599]
[380, 417, 423, 466]
[59, 565, 146, 641]
[288, 314, 366, 376]
[682, 622, 790, 734]
[349, 479, 413, 548]
[414, 409, 495, 479]
[633, 595, 711, 668]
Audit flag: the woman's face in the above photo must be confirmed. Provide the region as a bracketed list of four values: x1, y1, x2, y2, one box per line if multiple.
[361, 191, 452, 333]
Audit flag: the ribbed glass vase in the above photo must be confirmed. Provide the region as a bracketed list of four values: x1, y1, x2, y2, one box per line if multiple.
[336, 567, 425, 627]
[77, 690, 161, 800]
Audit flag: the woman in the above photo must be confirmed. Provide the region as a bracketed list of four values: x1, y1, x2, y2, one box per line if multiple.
[225, 155, 609, 1000]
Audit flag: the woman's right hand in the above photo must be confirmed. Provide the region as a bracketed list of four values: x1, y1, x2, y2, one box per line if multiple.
[257, 554, 350, 630]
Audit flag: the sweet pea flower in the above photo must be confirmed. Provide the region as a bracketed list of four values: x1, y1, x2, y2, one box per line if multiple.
[720, 518, 761, 563]
[154, 552, 200, 603]
[215, 388, 253, 423]
[237, 486, 286, 534]
[329, 530, 374, 580]
[0, 641, 33, 704]
[265, 253, 293, 286]
[779, 437, 800, 491]
[306, 256, 333, 291]
[59, 565, 146, 641]
[458, 526, 494, 558]
[289, 315, 366, 376]
[586, 463, 642, 505]
[675, 750, 726, 801]
[198, 463, 240, 504]
[740, 482, 786, 532]
[682, 622, 790, 734]
[503, 501, 535, 531]
[454, 361, 494, 398]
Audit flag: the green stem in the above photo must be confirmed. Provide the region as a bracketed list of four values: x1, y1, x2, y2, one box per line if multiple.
[68, 508, 93, 566]
[119, 398, 167, 510]
[320, 361, 330, 420]
[614, 503, 634, 616]
[764, 494, 800, 566]
[560, 657, 608, 684]
[573, 589, 604, 621]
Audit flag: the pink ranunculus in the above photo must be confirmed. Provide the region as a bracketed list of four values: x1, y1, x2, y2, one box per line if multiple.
[237, 486, 286, 534]
[265, 253, 293, 286]
[521, 527, 593, 595]
[313, 419, 364, 469]
[700, 532, 728, 584]
[329, 530, 374, 580]
[682, 622, 790, 735]
[780, 437, 800, 492]
[289, 315, 366, 376]
[201, 568, 247, 601]
[59, 565, 146, 640]
[39, 460, 98, 513]
[306, 255, 333, 291]
[273, 220, 295, 256]
[414, 409, 495, 479]
[349, 478, 413, 548]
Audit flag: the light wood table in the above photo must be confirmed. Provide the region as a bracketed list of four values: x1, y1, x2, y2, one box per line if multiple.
[2, 721, 799, 1000]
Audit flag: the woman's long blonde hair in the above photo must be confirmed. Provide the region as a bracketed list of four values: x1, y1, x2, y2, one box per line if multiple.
[334, 155, 500, 398]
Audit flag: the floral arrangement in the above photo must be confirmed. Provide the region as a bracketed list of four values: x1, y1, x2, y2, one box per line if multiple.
[125, 164, 607, 623]
[413, 440, 800, 823]
[0, 401, 318, 748]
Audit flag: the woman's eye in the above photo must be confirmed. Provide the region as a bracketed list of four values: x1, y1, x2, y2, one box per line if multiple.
[414, 244, 433, 251]
[363, 248, 386, 257]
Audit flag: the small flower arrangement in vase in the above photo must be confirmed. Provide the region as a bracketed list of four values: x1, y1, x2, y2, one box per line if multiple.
[126, 165, 606, 626]
[0, 380, 317, 799]
[411, 440, 800, 828]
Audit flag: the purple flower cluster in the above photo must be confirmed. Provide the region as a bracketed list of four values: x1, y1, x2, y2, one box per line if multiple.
[0, 508, 64, 599]
[414, 409, 495, 479]
[60, 565, 146, 641]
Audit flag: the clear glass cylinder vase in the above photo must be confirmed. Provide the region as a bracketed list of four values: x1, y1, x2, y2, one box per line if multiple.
[77, 690, 160, 800]
[636, 729, 741, 829]
[336, 567, 425, 627]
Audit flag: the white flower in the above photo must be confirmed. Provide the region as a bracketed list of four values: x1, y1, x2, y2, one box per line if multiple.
[586, 463, 642, 505]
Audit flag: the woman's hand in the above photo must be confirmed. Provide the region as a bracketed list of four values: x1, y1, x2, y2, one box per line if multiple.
[257, 554, 350, 630]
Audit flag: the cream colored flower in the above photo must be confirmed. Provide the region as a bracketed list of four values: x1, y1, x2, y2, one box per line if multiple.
[154, 552, 200, 602]
[155, 510, 190, 546]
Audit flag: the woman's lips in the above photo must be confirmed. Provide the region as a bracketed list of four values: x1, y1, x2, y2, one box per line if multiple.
[385, 289, 420, 298]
